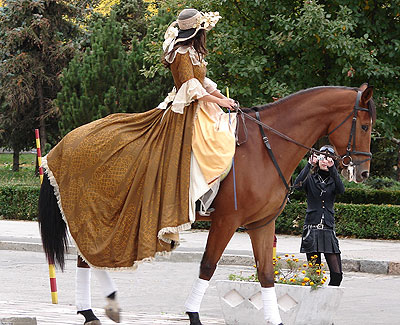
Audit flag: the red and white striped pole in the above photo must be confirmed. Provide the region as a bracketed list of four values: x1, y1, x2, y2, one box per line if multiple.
[35, 129, 58, 304]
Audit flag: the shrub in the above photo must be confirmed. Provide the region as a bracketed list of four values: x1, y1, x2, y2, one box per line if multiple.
[276, 202, 400, 240]
[0, 185, 40, 220]
[289, 188, 400, 205]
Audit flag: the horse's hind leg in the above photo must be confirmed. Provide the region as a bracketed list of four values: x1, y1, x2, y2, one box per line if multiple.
[185, 219, 240, 325]
[92, 268, 120, 323]
[76, 256, 120, 324]
[76, 256, 101, 324]
[248, 221, 283, 325]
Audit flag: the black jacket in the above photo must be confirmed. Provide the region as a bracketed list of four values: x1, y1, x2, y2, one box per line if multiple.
[294, 163, 345, 227]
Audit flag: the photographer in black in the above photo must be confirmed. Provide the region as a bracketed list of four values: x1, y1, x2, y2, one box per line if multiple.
[294, 145, 345, 286]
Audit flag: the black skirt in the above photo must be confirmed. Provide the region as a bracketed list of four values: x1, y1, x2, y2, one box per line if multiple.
[300, 225, 341, 254]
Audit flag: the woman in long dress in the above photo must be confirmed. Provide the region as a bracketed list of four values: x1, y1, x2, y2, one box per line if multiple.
[40, 8, 236, 324]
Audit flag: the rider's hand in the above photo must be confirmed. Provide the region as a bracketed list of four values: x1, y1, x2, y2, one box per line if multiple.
[218, 98, 236, 109]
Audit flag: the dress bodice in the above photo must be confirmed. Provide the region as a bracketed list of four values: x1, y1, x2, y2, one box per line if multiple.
[169, 49, 207, 90]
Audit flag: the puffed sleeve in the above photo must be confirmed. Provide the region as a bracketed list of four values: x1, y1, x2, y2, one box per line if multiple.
[203, 77, 218, 94]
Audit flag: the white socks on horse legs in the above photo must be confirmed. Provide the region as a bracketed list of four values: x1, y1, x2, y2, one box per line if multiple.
[261, 287, 282, 325]
[184, 278, 209, 312]
[92, 268, 117, 298]
[76, 267, 91, 311]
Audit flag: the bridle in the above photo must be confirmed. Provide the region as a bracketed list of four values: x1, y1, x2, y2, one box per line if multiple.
[326, 90, 372, 166]
[236, 90, 372, 168]
[236, 89, 373, 231]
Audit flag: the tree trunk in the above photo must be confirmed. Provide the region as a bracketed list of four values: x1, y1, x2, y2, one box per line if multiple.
[12, 150, 19, 172]
[390, 138, 400, 182]
[37, 82, 47, 153]
[397, 143, 400, 182]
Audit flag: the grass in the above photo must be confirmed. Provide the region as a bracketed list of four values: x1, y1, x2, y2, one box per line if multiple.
[0, 153, 40, 187]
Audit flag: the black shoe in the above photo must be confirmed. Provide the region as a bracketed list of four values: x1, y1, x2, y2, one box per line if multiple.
[187, 312, 202, 325]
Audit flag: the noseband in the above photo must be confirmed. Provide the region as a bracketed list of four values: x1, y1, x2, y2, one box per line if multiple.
[327, 90, 372, 166]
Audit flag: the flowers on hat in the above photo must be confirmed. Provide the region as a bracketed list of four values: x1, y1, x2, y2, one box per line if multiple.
[197, 11, 221, 31]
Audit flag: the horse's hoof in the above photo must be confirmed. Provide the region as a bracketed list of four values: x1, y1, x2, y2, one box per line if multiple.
[105, 298, 121, 323]
[85, 321, 102, 325]
[186, 311, 202, 325]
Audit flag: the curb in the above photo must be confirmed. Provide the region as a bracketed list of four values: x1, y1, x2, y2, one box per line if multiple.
[0, 318, 37, 325]
[1, 240, 399, 275]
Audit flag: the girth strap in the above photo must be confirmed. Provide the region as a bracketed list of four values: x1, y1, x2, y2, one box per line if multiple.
[255, 111, 290, 191]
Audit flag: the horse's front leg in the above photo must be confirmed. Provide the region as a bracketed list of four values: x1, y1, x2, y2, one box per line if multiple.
[248, 221, 283, 325]
[185, 217, 240, 325]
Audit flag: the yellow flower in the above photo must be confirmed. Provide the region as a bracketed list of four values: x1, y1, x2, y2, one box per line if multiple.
[309, 263, 313, 267]
[303, 277, 310, 282]
[303, 264, 307, 267]
[310, 282, 314, 286]
[302, 270, 306, 274]
[279, 277, 284, 281]
[274, 271, 279, 275]
[320, 263, 324, 267]
[285, 254, 289, 257]
[291, 255, 295, 257]
[301, 282, 306, 286]
[323, 271, 326, 274]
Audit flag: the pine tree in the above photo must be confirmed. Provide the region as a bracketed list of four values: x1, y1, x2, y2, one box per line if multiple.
[58, 10, 172, 136]
[0, 0, 84, 171]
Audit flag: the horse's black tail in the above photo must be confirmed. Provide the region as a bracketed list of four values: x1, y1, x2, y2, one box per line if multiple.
[38, 174, 69, 271]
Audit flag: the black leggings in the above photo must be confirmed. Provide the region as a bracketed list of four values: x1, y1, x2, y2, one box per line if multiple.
[306, 252, 343, 286]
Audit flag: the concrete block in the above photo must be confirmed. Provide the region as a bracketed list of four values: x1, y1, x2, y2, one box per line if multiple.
[342, 259, 360, 272]
[388, 262, 400, 275]
[216, 280, 344, 325]
[0, 318, 37, 325]
[359, 260, 388, 274]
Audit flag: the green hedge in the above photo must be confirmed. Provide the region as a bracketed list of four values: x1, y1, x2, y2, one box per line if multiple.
[289, 188, 400, 205]
[0, 185, 40, 220]
[2, 185, 399, 240]
[276, 202, 400, 240]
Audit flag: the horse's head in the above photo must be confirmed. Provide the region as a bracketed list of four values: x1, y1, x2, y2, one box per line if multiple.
[328, 83, 375, 183]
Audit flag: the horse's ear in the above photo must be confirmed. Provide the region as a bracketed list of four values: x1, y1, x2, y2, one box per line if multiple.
[359, 83, 368, 91]
[361, 85, 373, 105]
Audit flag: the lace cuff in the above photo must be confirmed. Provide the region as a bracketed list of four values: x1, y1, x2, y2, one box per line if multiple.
[157, 78, 209, 114]
[203, 77, 217, 94]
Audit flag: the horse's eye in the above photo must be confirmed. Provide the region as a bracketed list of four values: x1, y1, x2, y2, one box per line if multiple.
[361, 125, 369, 132]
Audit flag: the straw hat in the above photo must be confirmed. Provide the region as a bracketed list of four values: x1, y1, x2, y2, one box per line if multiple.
[163, 9, 221, 53]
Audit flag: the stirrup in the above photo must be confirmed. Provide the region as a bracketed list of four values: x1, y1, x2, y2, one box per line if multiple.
[198, 207, 215, 217]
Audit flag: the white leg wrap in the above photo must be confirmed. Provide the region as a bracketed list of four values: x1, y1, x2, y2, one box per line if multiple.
[184, 278, 209, 312]
[76, 267, 91, 311]
[92, 269, 117, 298]
[261, 287, 282, 325]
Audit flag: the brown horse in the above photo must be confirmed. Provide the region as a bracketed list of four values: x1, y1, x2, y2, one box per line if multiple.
[38, 84, 374, 324]
[191, 83, 374, 323]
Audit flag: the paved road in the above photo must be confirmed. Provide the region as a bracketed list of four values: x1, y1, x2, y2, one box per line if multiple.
[1, 250, 400, 325]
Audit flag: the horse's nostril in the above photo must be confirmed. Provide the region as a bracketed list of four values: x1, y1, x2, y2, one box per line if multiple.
[361, 171, 369, 179]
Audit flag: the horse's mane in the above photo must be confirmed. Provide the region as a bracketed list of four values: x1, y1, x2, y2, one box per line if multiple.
[242, 85, 376, 123]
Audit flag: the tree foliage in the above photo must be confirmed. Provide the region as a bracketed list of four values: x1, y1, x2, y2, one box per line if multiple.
[142, 0, 400, 178]
[57, 8, 172, 136]
[0, 0, 85, 170]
